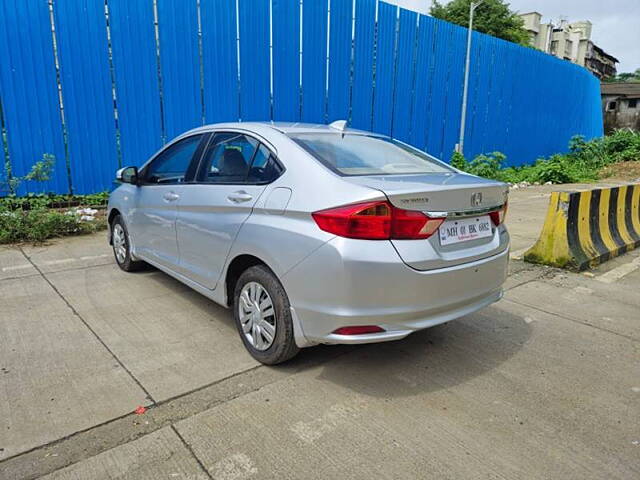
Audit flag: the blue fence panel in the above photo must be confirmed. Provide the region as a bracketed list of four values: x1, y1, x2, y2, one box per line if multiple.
[327, 0, 352, 122]
[301, 0, 328, 123]
[371, 1, 396, 136]
[0, 0, 68, 194]
[408, 14, 436, 150]
[424, 21, 451, 158]
[587, 74, 603, 137]
[2, 1, 606, 195]
[108, 0, 162, 167]
[272, 0, 301, 121]
[480, 37, 509, 156]
[479, 37, 499, 154]
[157, 0, 202, 140]
[54, 0, 118, 194]
[567, 67, 583, 142]
[440, 23, 466, 159]
[497, 41, 519, 165]
[391, 8, 417, 142]
[501, 43, 526, 163]
[200, 0, 239, 123]
[238, 0, 270, 121]
[350, 0, 375, 130]
[533, 50, 557, 159]
[516, 48, 543, 163]
[466, 32, 494, 158]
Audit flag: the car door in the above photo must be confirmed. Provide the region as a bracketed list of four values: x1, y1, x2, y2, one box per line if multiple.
[129, 134, 205, 269]
[176, 132, 284, 289]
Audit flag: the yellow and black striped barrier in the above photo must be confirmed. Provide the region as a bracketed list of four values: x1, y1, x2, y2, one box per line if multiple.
[524, 185, 640, 271]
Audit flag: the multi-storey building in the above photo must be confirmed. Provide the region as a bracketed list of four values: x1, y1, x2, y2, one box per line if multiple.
[520, 12, 618, 79]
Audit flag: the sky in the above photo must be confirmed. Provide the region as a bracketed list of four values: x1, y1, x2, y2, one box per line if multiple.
[385, 0, 640, 73]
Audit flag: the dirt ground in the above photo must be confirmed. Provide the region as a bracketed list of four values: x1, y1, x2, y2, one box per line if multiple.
[600, 160, 640, 181]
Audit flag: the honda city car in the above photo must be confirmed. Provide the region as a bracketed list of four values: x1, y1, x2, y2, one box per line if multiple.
[107, 121, 509, 364]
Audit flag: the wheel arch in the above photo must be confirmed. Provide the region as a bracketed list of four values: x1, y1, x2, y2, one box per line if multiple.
[107, 208, 121, 244]
[224, 254, 274, 307]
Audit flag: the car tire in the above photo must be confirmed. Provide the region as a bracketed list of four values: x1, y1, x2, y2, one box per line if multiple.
[111, 215, 145, 272]
[233, 265, 300, 365]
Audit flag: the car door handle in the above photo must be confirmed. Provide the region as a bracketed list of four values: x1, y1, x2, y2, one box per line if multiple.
[227, 191, 253, 203]
[163, 192, 180, 202]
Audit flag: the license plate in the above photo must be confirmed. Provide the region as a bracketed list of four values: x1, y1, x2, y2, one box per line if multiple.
[438, 215, 493, 246]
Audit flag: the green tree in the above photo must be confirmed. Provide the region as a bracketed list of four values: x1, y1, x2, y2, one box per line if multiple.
[430, 0, 530, 46]
[604, 68, 640, 83]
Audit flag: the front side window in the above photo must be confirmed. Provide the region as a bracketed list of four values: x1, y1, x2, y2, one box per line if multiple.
[198, 133, 282, 184]
[290, 133, 453, 176]
[143, 135, 202, 184]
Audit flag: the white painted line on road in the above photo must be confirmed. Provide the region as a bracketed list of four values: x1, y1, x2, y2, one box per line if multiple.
[1, 263, 33, 272]
[3, 254, 111, 272]
[79, 254, 111, 261]
[43, 258, 77, 266]
[596, 256, 640, 284]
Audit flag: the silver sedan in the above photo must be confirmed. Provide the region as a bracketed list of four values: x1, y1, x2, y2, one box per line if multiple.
[108, 122, 509, 364]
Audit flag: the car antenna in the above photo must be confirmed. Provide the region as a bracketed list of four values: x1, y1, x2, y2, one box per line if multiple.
[329, 120, 348, 138]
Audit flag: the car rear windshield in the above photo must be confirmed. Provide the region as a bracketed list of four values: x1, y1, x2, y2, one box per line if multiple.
[289, 133, 453, 176]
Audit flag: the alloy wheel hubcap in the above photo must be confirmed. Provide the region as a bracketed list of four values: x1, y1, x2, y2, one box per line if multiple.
[238, 282, 276, 351]
[112, 224, 127, 264]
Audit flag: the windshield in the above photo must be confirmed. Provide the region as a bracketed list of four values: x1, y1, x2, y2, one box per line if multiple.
[290, 133, 453, 176]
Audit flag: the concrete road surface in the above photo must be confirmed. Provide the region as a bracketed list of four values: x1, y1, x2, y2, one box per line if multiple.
[0, 184, 639, 479]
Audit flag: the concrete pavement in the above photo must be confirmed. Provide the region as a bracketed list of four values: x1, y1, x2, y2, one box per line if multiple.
[1, 184, 639, 479]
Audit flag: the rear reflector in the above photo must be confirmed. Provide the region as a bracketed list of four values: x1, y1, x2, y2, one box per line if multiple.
[332, 326, 386, 335]
[312, 201, 444, 240]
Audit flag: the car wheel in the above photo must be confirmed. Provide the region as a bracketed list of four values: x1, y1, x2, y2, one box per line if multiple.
[111, 215, 145, 272]
[233, 265, 300, 365]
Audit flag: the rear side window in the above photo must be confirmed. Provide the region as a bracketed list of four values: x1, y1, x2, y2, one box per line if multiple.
[197, 133, 283, 184]
[247, 144, 284, 183]
[143, 134, 203, 184]
[290, 133, 453, 176]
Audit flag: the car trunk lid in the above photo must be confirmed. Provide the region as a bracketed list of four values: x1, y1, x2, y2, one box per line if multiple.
[344, 173, 509, 270]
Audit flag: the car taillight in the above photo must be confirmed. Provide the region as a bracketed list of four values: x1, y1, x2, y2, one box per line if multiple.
[489, 202, 508, 226]
[312, 201, 444, 240]
[390, 206, 444, 239]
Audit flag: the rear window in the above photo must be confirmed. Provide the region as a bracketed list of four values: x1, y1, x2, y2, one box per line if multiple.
[290, 133, 453, 176]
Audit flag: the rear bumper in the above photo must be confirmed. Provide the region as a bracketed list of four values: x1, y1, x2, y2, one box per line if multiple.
[282, 237, 509, 346]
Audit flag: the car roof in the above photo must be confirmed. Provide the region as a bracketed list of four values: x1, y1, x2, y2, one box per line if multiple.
[184, 121, 385, 137]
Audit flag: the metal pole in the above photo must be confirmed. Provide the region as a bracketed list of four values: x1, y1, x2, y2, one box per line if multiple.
[457, 0, 482, 155]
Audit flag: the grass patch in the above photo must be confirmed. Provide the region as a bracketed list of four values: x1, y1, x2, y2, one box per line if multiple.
[0, 193, 108, 244]
[1, 154, 110, 244]
[451, 129, 640, 184]
[0, 207, 107, 244]
[0, 191, 109, 210]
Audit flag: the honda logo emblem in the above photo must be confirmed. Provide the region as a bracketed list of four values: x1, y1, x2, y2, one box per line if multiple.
[471, 192, 483, 206]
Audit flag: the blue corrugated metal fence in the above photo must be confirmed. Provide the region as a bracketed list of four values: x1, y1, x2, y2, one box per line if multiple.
[0, 0, 603, 195]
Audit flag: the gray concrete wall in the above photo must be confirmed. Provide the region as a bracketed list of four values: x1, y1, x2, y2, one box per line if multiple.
[602, 95, 640, 132]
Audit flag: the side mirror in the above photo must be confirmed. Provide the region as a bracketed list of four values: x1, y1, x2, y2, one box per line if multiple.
[116, 166, 139, 185]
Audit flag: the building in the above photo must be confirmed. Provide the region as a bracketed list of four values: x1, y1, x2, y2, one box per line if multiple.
[520, 12, 618, 79]
[601, 83, 640, 133]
